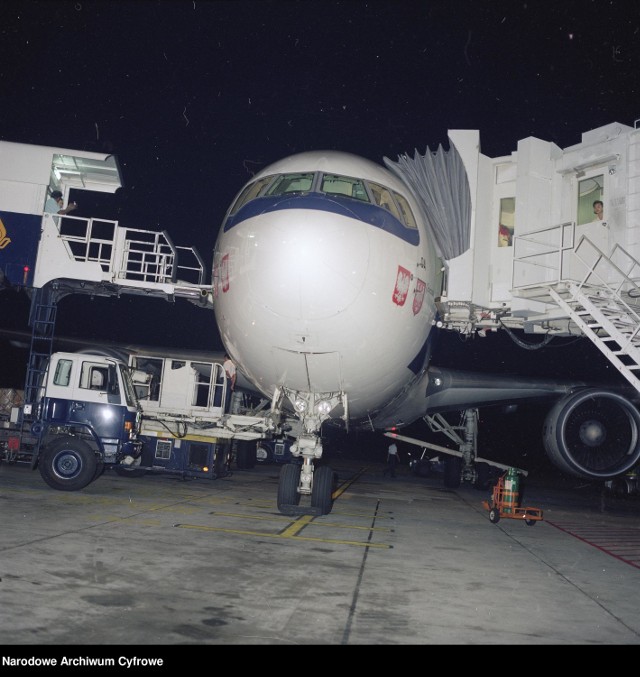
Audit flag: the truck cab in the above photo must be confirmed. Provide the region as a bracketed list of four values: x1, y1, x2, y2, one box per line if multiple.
[31, 352, 142, 490]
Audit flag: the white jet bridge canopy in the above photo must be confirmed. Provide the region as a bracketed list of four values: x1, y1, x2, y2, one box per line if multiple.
[384, 141, 472, 261]
[0, 141, 123, 216]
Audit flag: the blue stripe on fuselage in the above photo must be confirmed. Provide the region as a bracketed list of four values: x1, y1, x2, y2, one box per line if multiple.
[223, 193, 420, 246]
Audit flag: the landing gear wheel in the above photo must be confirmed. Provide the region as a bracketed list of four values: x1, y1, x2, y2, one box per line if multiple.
[39, 437, 98, 491]
[488, 506, 500, 524]
[277, 463, 301, 513]
[311, 465, 335, 515]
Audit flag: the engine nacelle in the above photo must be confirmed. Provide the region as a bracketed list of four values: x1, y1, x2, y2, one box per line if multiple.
[543, 388, 640, 480]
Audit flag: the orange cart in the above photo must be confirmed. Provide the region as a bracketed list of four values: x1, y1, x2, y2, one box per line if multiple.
[482, 467, 543, 526]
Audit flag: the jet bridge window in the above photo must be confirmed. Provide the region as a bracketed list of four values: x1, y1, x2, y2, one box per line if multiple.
[320, 174, 369, 201]
[265, 173, 315, 196]
[577, 174, 604, 225]
[498, 197, 515, 247]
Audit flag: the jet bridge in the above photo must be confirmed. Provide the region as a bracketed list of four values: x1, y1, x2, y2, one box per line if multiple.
[0, 140, 216, 413]
[0, 139, 212, 307]
[386, 120, 640, 397]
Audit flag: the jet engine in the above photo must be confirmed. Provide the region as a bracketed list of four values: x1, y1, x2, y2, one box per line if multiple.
[543, 388, 640, 479]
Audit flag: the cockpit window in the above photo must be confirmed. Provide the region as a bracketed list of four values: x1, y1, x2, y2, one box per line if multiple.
[369, 182, 402, 221]
[227, 170, 419, 232]
[393, 191, 418, 229]
[229, 176, 274, 214]
[265, 173, 315, 196]
[321, 174, 369, 201]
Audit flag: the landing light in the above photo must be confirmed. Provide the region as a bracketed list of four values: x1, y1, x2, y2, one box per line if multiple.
[294, 399, 307, 413]
[316, 400, 332, 415]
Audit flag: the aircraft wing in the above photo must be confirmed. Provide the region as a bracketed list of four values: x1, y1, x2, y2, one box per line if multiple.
[370, 364, 633, 430]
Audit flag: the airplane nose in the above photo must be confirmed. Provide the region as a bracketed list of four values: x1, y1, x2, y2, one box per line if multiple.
[248, 207, 370, 320]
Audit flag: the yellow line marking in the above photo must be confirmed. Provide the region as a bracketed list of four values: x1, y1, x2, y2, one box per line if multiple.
[280, 513, 314, 536]
[173, 522, 391, 548]
[331, 467, 368, 501]
[206, 511, 392, 532]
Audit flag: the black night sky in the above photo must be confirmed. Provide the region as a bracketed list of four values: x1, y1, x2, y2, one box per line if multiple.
[1, 0, 639, 461]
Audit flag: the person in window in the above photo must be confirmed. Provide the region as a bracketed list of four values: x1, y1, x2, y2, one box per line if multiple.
[593, 200, 604, 221]
[498, 224, 512, 247]
[45, 189, 77, 215]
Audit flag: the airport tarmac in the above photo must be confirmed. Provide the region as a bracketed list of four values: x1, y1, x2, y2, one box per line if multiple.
[1, 455, 640, 655]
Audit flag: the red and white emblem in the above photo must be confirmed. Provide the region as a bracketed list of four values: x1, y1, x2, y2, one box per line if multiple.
[392, 265, 411, 306]
[413, 278, 426, 315]
[221, 253, 230, 293]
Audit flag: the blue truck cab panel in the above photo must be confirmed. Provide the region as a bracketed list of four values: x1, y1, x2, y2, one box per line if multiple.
[34, 352, 142, 490]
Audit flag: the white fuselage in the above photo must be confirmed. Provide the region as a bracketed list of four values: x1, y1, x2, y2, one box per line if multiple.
[212, 151, 441, 428]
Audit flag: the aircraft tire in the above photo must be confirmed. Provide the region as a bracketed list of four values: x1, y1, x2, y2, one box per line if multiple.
[39, 437, 98, 491]
[278, 463, 301, 510]
[443, 456, 462, 488]
[543, 388, 640, 480]
[311, 465, 334, 515]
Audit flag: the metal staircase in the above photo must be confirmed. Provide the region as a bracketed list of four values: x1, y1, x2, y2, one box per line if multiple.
[548, 283, 640, 391]
[24, 295, 57, 408]
[514, 231, 640, 394]
[34, 213, 213, 307]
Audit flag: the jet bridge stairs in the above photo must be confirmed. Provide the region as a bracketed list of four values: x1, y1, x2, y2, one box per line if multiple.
[511, 226, 640, 395]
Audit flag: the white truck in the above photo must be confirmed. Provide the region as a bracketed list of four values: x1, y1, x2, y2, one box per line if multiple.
[0, 351, 142, 490]
[0, 348, 279, 490]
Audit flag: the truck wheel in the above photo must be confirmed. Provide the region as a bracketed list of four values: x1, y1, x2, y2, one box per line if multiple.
[93, 461, 105, 480]
[39, 437, 98, 491]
